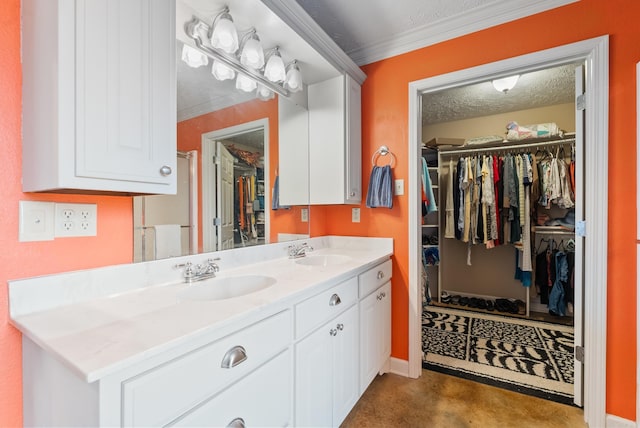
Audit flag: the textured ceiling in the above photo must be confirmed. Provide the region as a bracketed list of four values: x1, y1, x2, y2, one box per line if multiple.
[422, 64, 578, 125]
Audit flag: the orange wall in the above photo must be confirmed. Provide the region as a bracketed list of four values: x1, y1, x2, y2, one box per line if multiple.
[321, 0, 639, 420]
[1, 0, 638, 426]
[177, 99, 305, 248]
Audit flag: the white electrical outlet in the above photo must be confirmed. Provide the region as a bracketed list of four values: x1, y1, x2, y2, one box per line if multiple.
[301, 208, 309, 222]
[54, 203, 97, 237]
[352, 207, 361, 223]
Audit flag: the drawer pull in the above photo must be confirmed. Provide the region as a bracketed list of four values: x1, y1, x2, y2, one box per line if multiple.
[159, 165, 173, 176]
[377, 293, 383, 300]
[221, 346, 247, 369]
[330, 328, 338, 336]
[329, 293, 342, 306]
[337, 323, 344, 331]
[377, 271, 385, 280]
[227, 417, 246, 428]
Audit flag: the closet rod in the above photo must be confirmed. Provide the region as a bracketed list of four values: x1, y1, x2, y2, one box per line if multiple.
[438, 136, 575, 156]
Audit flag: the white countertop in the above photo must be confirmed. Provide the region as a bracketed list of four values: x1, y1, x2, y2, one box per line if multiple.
[9, 236, 393, 382]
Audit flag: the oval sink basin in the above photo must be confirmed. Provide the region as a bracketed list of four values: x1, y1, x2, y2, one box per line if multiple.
[295, 254, 351, 267]
[178, 275, 276, 301]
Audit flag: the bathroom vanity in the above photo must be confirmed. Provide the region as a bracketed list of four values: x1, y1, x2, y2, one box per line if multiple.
[9, 236, 392, 427]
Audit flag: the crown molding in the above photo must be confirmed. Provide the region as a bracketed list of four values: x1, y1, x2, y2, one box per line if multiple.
[348, 0, 580, 66]
[259, 0, 367, 84]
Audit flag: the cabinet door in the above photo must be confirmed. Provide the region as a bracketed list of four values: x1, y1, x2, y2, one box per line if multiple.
[345, 74, 362, 203]
[359, 281, 391, 393]
[332, 305, 360, 427]
[295, 321, 333, 427]
[75, 0, 176, 190]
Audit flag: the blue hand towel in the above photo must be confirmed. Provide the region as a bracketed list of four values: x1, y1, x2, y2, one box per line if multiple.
[366, 165, 393, 208]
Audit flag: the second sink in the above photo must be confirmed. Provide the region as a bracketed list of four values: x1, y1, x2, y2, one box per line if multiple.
[295, 254, 351, 267]
[178, 275, 276, 301]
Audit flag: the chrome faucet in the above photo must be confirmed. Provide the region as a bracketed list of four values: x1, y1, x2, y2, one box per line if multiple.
[175, 258, 220, 283]
[288, 242, 313, 259]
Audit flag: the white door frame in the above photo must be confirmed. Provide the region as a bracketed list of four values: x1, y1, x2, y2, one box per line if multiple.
[201, 118, 270, 252]
[408, 36, 608, 426]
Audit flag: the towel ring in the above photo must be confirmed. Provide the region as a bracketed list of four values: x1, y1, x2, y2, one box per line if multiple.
[372, 145, 396, 167]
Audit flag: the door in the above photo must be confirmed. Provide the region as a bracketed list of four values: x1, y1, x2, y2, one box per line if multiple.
[573, 64, 586, 407]
[216, 142, 235, 250]
[332, 305, 359, 427]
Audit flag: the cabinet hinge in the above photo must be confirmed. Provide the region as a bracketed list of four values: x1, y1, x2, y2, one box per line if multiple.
[575, 345, 585, 363]
[576, 93, 586, 111]
[213, 217, 221, 226]
[576, 220, 586, 237]
[213, 156, 219, 165]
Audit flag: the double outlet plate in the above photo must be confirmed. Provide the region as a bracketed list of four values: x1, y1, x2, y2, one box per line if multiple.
[19, 201, 97, 242]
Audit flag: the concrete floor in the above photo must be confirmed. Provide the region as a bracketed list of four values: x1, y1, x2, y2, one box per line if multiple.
[341, 370, 585, 428]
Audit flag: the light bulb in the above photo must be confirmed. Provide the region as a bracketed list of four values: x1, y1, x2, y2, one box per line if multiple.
[285, 61, 303, 92]
[210, 11, 239, 54]
[236, 74, 257, 92]
[211, 60, 235, 81]
[181, 44, 208, 68]
[264, 48, 286, 83]
[240, 32, 265, 69]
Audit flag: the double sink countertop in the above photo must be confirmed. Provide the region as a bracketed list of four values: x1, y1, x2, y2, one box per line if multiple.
[9, 236, 393, 382]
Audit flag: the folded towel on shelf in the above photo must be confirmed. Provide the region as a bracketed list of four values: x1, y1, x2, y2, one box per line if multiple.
[152, 224, 182, 259]
[366, 165, 393, 208]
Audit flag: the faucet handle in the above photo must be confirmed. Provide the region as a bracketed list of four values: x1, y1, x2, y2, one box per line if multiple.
[174, 262, 195, 278]
[205, 258, 220, 274]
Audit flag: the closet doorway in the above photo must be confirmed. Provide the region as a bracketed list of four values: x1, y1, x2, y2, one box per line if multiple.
[408, 37, 609, 425]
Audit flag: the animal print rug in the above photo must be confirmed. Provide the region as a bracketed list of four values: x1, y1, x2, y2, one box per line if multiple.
[422, 306, 575, 404]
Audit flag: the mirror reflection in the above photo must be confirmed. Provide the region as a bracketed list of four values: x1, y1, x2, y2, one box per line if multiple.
[133, 0, 328, 262]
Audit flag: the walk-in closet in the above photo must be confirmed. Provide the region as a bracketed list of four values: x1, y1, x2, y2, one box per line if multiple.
[420, 63, 584, 406]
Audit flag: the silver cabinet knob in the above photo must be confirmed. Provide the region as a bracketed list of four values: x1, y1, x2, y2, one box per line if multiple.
[221, 346, 247, 368]
[377, 293, 383, 300]
[329, 293, 341, 306]
[227, 417, 246, 428]
[350, 191, 356, 197]
[336, 323, 344, 331]
[159, 165, 172, 176]
[330, 329, 338, 336]
[377, 271, 385, 280]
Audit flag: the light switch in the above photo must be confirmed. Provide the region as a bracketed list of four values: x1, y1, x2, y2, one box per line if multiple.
[301, 208, 309, 222]
[394, 179, 405, 196]
[19, 201, 55, 242]
[352, 208, 361, 223]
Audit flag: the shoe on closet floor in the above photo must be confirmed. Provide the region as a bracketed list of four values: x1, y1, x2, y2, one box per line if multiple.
[451, 295, 461, 305]
[486, 300, 495, 311]
[515, 299, 526, 315]
[441, 291, 451, 304]
[477, 299, 487, 310]
[459, 296, 469, 306]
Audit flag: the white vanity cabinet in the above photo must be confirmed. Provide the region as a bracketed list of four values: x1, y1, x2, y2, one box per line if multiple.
[294, 277, 360, 427]
[21, 0, 177, 194]
[359, 260, 392, 393]
[308, 74, 362, 205]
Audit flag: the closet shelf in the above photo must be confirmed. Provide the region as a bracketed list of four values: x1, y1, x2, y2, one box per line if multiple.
[438, 134, 576, 155]
[422, 244, 439, 249]
[422, 224, 438, 228]
[532, 226, 574, 235]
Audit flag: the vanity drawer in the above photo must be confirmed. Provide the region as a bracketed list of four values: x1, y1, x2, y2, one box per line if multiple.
[358, 259, 392, 298]
[122, 310, 291, 427]
[169, 349, 291, 427]
[295, 277, 357, 339]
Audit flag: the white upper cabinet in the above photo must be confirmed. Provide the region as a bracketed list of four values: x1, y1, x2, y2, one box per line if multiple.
[308, 74, 362, 205]
[22, 0, 177, 194]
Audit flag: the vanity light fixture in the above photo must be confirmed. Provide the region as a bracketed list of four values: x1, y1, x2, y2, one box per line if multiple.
[236, 73, 257, 92]
[284, 60, 303, 93]
[211, 59, 236, 81]
[181, 44, 208, 68]
[239, 29, 265, 70]
[257, 85, 275, 101]
[264, 47, 286, 83]
[492, 75, 520, 93]
[184, 16, 303, 99]
[209, 6, 239, 54]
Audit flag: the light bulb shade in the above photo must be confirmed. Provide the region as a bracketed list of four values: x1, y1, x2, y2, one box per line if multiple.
[264, 49, 286, 83]
[211, 60, 235, 81]
[284, 61, 303, 92]
[210, 12, 239, 54]
[240, 32, 265, 69]
[256, 85, 275, 101]
[492, 75, 519, 93]
[181, 44, 208, 68]
[236, 73, 257, 92]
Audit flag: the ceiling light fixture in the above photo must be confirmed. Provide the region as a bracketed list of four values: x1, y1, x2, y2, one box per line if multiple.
[184, 16, 302, 100]
[492, 75, 520, 93]
[209, 6, 239, 54]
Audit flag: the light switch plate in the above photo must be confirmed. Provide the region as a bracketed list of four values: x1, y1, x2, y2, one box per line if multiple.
[301, 208, 309, 222]
[394, 179, 405, 196]
[352, 207, 361, 223]
[19, 201, 55, 242]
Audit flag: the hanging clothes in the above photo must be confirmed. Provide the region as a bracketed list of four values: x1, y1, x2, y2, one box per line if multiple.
[421, 157, 437, 213]
[444, 159, 455, 238]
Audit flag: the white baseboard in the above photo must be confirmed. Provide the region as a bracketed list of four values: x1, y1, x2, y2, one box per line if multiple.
[606, 414, 635, 428]
[388, 357, 410, 377]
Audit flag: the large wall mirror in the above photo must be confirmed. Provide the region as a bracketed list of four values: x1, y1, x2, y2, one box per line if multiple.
[134, 0, 341, 261]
